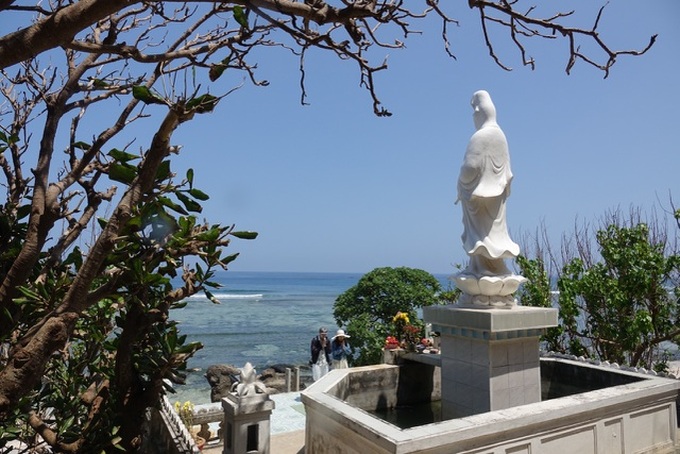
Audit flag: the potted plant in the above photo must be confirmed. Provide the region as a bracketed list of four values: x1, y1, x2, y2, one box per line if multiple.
[175, 401, 205, 450]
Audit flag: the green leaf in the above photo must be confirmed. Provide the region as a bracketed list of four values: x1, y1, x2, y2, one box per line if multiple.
[175, 192, 203, 213]
[109, 162, 137, 184]
[108, 148, 139, 163]
[61, 415, 75, 432]
[132, 85, 166, 105]
[205, 289, 221, 304]
[73, 141, 91, 151]
[196, 228, 220, 242]
[231, 231, 258, 240]
[209, 64, 227, 82]
[155, 160, 171, 182]
[91, 78, 109, 88]
[0, 131, 18, 145]
[123, 216, 143, 232]
[233, 6, 248, 27]
[158, 196, 188, 215]
[188, 188, 209, 201]
[186, 168, 194, 187]
[171, 300, 189, 310]
[176, 341, 203, 354]
[63, 246, 84, 270]
[222, 253, 239, 265]
[186, 94, 218, 114]
[17, 204, 31, 220]
[16, 286, 41, 301]
[203, 279, 222, 288]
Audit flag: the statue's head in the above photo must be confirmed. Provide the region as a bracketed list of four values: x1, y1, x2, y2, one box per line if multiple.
[471, 90, 497, 129]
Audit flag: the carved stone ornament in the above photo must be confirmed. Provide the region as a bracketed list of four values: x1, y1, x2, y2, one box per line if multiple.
[231, 362, 268, 396]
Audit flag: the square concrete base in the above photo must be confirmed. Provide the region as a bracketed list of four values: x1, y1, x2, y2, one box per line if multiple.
[222, 394, 275, 454]
[424, 305, 558, 418]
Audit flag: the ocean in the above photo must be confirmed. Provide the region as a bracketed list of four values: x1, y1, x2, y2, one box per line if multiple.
[168, 271, 452, 405]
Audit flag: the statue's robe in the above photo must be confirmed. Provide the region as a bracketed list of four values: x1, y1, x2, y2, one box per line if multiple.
[457, 122, 519, 262]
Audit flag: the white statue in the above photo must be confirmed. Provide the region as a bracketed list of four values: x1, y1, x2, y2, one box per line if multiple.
[454, 90, 526, 307]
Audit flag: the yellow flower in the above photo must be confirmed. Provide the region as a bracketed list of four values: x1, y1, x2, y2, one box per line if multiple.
[392, 311, 410, 324]
[175, 400, 195, 430]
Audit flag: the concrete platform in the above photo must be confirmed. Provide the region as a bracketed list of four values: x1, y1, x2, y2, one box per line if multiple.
[202, 429, 304, 454]
[270, 429, 305, 454]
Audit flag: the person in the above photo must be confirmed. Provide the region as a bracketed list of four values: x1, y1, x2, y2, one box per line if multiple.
[331, 329, 351, 369]
[456, 90, 519, 278]
[310, 327, 331, 381]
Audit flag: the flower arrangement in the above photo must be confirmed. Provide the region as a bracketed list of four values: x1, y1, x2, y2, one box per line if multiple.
[392, 311, 410, 325]
[389, 311, 424, 351]
[391, 311, 410, 343]
[402, 324, 421, 346]
[384, 335, 400, 350]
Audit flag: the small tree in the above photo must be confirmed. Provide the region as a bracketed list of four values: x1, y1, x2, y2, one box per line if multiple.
[515, 254, 564, 353]
[518, 209, 680, 370]
[333, 267, 442, 365]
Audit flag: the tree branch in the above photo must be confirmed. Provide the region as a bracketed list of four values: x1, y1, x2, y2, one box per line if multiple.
[0, 0, 137, 70]
[470, 0, 656, 76]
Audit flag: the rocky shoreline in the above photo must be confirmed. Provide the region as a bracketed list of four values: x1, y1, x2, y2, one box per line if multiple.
[205, 363, 314, 402]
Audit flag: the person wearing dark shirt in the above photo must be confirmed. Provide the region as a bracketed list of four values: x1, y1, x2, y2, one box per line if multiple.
[310, 327, 331, 381]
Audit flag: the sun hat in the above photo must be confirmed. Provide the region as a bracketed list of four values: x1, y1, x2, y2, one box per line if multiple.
[332, 329, 350, 340]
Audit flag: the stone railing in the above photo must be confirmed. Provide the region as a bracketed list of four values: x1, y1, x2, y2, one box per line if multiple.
[192, 402, 224, 445]
[150, 395, 201, 454]
[155, 365, 303, 451]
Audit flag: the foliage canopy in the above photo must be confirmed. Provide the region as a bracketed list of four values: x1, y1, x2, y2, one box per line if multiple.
[518, 210, 680, 371]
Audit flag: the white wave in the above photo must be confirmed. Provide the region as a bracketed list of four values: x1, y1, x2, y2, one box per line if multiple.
[220, 293, 264, 300]
[188, 293, 263, 300]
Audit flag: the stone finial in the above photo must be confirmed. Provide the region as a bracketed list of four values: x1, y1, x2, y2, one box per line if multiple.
[231, 362, 268, 397]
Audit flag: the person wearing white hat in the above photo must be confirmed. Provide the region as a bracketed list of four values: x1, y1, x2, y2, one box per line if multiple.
[331, 329, 351, 369]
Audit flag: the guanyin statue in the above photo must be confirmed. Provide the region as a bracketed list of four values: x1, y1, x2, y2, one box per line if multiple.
[454, 90, 526, 307]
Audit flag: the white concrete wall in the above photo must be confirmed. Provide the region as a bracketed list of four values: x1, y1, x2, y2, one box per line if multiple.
[301, 359, 680, 454]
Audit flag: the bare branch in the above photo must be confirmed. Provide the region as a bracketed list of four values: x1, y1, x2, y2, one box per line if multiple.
[469, 0, 656, 76]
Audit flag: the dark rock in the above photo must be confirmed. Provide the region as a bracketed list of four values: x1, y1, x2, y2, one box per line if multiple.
[205, 363, 314, 400]
[267, 364, 297, 374]
[205, 364, 240, 402]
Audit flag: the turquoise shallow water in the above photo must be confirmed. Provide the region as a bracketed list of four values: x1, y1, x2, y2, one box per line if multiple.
[169, 271, 452, 405]
[169, 271, 361, 404]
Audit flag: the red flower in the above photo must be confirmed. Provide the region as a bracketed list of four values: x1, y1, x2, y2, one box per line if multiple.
[385, 335, 399, 346]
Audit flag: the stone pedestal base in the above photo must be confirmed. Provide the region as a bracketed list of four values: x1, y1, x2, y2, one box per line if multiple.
[423, 305, 557, 419]
[222, 393, 275, 454]
[382, 347, 407, 365]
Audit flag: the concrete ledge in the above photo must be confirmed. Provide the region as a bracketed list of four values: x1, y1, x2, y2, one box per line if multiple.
[424, 305, 558, 332]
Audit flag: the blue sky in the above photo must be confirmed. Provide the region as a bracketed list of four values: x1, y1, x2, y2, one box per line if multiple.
[166, 2, 679, 275]
[29, 0, 660, 274]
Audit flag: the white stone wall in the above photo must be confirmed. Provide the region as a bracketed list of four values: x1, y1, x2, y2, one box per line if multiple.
[302, 359, 680, 454]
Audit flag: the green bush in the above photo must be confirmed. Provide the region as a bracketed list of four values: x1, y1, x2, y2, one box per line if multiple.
[333, 267, 443, 365]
